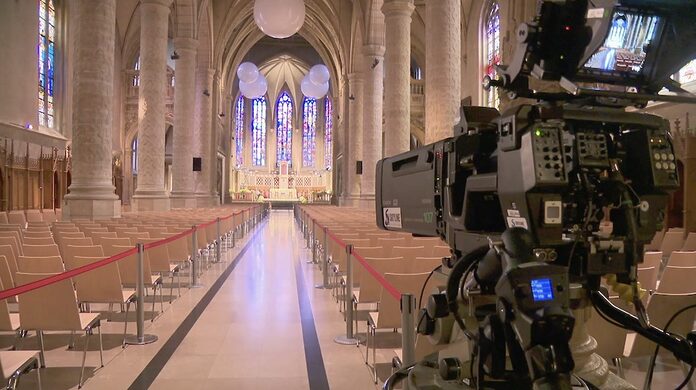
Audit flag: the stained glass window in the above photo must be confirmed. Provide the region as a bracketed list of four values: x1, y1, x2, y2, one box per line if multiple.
[679, 60, 696, 85]
[251, 97, 267, 166]
[131, 137, 138, 174]
[302, 98, 317, 168]
[38, 0, 56, 128]
[324, 98, 333, 170]
[276, 92, 294, 167]
[234, 96, 244, 167]
[483, 1, 501, 109]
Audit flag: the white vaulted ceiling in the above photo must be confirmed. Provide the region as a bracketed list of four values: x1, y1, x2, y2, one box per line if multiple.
[258, 55, 310, 104]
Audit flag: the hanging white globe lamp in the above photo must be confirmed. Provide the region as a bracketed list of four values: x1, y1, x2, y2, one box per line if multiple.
[253, 0, 306, 39]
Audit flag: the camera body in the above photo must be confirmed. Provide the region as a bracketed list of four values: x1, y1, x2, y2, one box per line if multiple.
[376, 0, 696, 388]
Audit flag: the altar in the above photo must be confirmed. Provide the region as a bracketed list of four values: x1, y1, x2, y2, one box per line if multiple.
[270, 188, 297, 200]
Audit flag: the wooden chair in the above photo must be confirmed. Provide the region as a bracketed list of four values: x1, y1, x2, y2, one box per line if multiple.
[65, 256, 135, 346]
[63, 245, 104, 269]
[366, 272, 431, 382]
[352, 257, 406, 335]
[0, 247, 19, 285]
[0, 213, 7, 224]
[88, 232, 118, 246]
[390, 246, 428, 259]
[667, 251, 696, 267]
[431, 246, 452, 258]
[15, 272, 103, 388]
[121, 232, 149, 241]
[24, 211, 43, 224]
[410, 257, 444, 273]
[6, 213, 26, 227]
[657, 266, 696, 294]
[22, 237, 54, 246]
[22, 231, 52, 239]
[21, 245, 60, 258]
[57, 237, 93, 258]
[0, 257, 16, 304]
[660, 231, 686, 259]
[637, 266, 658, 295]
[0, 236, 22, 257]
[41, 209, 57, 224]
[17, 256, 64, 273]
[623, 292, 696, 389]
[106, 245, 163, 321]
[140, 239, 181, 300]
[0, 228, 23, 245]
[682, 233, 696, 251]
[0, 350, 41, 390]
[585, 295, 630, 378]
[642, 251, 662, 269]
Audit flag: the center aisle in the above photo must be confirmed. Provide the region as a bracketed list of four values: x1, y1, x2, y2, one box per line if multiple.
[148, 210, 375, 389]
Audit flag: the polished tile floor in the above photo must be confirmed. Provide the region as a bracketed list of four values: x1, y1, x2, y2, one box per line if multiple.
[6, 210, 694, 389]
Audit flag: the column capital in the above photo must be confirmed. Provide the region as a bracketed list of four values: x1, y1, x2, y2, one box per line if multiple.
[173, 37, 198, 52]
[347, 72, 364, 83]
[382, 0, 415, 17]
[141, 0, 172, 8]
[362, 44, 385, 58]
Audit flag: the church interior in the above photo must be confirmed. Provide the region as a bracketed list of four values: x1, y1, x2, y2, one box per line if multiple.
[0, 0, 695, 389]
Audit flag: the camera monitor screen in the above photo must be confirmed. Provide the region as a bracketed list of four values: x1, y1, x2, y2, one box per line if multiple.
[531, 278, 555, 302]
[583, 10, 662, 75]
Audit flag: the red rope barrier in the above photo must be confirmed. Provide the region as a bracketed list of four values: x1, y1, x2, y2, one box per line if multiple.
[0, 206, 257, 300]
[309, 212, 402, 301]
[142, 227, 194, 250]
[0, 246, 138, 302]
[351, 251, 401, 301]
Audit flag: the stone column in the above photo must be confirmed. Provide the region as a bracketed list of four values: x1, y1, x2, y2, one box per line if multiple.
[170, 38, 198, 209]
[345, 73, 364, 204]
[195, 68, 216, 207]
[132, 0, 172, 211]
[425, 0, 461, 144]
[382, 0, 414, 157]
[361, 44, 385, 207]
[63, 0, 121, 220]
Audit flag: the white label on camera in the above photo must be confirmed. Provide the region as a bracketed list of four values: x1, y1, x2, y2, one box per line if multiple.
[507, 209, 521, 218]
[587, 8, 604, 18]
[507, 217, 529, 229]
[383, 208, 403, 229]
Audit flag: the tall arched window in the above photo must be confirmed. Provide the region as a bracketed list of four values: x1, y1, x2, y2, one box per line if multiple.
[133, 57, 141, 86]
[251, 97, 267, 166]
[483, 1, 501, 109]
[39, 0, 57, 128]
[276, 92, 294, 167]
[131, 137, 138, 174]
[324, 98, 333, 170]
[234, 96, 244, 167]
[302, 97, 317, 168]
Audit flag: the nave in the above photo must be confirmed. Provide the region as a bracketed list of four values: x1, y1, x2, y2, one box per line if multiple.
[5, 208, 695, 390]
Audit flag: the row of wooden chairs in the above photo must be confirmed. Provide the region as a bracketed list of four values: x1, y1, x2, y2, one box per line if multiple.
[299, 205, 448, 382]
[645, 228, 696, 258]
[0, 205, 259, 389]
[0, 209, 61, 226]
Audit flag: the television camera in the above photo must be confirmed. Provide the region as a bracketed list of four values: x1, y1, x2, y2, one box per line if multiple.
[377, 1, 696, 389]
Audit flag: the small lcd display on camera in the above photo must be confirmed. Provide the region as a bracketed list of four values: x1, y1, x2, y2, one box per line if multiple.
[531, 278, 555, 302]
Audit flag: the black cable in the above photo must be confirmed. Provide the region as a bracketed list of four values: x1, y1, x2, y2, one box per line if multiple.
[418, 264, 442, 310]
[645, 303, 696, 389]
[593, 302, 631, 330]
